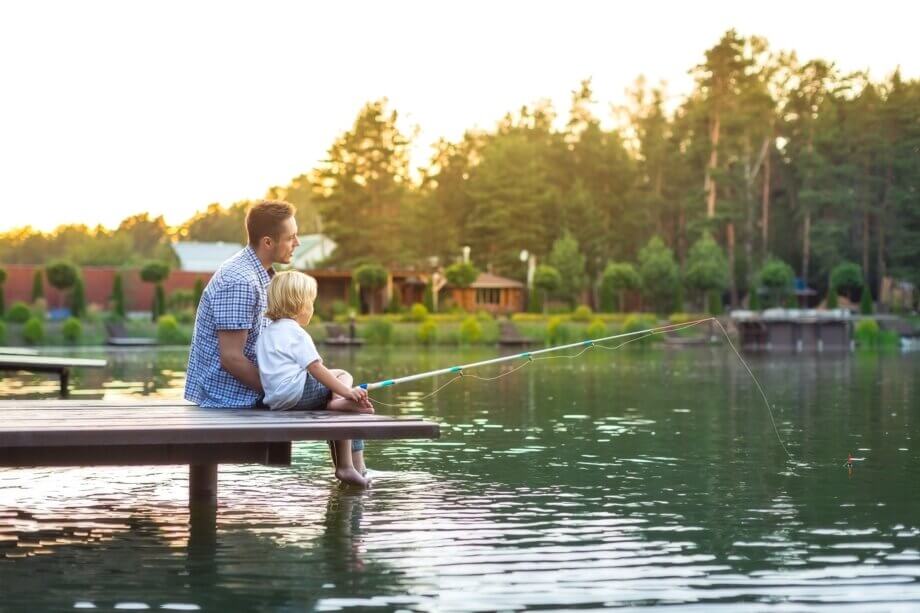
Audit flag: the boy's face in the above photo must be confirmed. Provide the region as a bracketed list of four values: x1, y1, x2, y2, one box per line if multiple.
[295, 302, 314, 327]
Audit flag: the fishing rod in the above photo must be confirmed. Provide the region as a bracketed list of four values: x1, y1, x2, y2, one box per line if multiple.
[358, 318, 711, 391]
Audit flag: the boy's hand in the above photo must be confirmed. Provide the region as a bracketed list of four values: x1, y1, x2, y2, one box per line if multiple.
[346, 386, 369, 404]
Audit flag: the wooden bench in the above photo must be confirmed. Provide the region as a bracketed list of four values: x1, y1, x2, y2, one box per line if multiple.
[0, 355, 107, 397]
[0, 399, 439, 508]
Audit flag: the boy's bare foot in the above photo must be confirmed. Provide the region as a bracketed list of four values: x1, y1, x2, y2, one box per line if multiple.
[328, 398, 375, 414]
[335, 466, 369, 488]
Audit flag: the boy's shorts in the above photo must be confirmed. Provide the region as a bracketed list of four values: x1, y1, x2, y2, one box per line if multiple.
[290, 375, 365, 452]
[292, 374, 333, 411]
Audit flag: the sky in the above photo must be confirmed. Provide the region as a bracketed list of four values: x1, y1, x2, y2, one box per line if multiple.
[1, 0, 917, 233]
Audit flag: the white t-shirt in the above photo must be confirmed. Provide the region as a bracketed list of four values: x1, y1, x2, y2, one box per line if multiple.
[255, 318, 322, 410]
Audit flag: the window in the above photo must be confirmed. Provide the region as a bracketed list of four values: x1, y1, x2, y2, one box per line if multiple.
[476, 288, 501, 305]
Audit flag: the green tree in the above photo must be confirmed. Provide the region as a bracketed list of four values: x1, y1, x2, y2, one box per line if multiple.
[600, 262, 640, 312]
[684, 232, 729, 311]
[533, 265, 561, 314]
[110, 272, 126, 319]
[0, 268, 6, 316]
[353, 264, 388, 314]
[547, 232, 586, 308]
[69, 275, 86, 318]
[193, 278, 204, 309]
[829, 262, 863, 302]
[31, 269, 44, 302]
[313, 99, 412, 265]
[638, 236, 679, 314]
[444, 262, 479, 288]
[140, 261, 171, 321]
[758, 257, 795, 307]
[860, 285, 873, 314]
[45, 260, 79, 309]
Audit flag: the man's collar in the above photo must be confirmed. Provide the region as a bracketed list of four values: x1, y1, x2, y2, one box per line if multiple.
[244, 245, 274, 279]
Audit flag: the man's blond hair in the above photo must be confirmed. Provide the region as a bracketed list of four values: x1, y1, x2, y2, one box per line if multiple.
[265, 271, 317, 321]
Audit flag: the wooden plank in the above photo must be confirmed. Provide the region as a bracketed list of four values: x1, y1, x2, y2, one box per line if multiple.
[0, 419, 439, 447]
[0, 355, 107, 369]
[0, 410, 418, 424]
[0, 442, 293, 467]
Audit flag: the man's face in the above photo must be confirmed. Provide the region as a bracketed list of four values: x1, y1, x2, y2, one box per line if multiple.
[271, 217, 299, 264]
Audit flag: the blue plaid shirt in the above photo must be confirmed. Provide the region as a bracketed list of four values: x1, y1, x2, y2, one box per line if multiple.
[184, 246, 273, 408]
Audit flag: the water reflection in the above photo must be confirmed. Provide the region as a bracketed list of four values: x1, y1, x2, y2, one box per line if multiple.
[1, 347, 919, 609]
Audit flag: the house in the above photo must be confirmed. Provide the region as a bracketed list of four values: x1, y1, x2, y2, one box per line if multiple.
[172, 235, 336, 273]
[448, 272, 524, 314]
[172, 241, 244, 272]
[291, 234, 337, 269]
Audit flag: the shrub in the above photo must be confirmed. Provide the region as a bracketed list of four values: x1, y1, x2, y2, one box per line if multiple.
[31, 269, 44, 302]
[417, 318, 438, 344]
[829, 262, 863, 299]
[363, 318, 393, 344]
[0, 320, 6, 344]
[173, 309, 196, 325]
[331, 300, 350, 318]
[586, 317, 607, 339]
[23, 316, 44, 345]
[622, 314, 657, 344]
[854, 319, 880, 348]
[423, 281, 436, 313]
[757, 257, 794, 307]
[193, 278, 205, 308]
[546, 315, 570, 345]
[459, 315, 482, 344]
[110, 272, 126, 319]
[156, 314, 187, 345]
[638, 236, 679, 314]
[408, 302, 429, 322]
[708, 290, 723, 315]
[749, 289, 761, 311]
[860, 286, 873, 315]
[0, 268, 5, 316]
[169, 289, 195, 311]
[62, 316, 83, 344]
[827, 290, 839, 309]
[6, 301, 32, 324]
[476, 309, 493, 322]
[69, 276, 86, 318]
[571, 305, 593, 322]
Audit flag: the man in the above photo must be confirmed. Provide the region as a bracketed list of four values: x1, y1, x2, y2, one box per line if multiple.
[184, 200, 300, 408]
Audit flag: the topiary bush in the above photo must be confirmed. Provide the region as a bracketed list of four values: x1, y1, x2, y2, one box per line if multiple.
[546, 315, 570, 345]
[363, 318, 393, 345]
[23, 316, 44, 345]
[586, 317, 607, 339]
[61, 316, 83, 344]
[156, 314, 187, 345]
[69, 275, 87, 318]
[854, 319, 880, 348]
[622, 314, 657, 344]
[6, 301, 32, 324]
[571, 305, 593, 322]
[408, 302, 429, 322]
[459, 315, 482, 344]
[417, 318, 438, 344]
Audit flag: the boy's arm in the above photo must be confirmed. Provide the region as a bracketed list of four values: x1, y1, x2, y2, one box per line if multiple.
[307, 361, 367, 403]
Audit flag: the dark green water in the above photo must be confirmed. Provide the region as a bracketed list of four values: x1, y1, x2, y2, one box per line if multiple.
[1, 346, 919, 611]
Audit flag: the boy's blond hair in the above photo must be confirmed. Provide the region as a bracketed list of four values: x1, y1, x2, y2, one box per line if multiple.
[266, 271, 317, 321]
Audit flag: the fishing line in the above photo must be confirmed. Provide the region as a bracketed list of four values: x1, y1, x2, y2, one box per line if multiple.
[363, 317, 793, 459]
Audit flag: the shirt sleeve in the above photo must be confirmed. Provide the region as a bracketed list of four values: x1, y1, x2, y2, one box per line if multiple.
[212, 282, 259, 330]
[297, 329, 323, 368]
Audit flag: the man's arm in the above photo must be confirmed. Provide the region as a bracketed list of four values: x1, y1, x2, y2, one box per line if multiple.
[217, 329, 263, 393]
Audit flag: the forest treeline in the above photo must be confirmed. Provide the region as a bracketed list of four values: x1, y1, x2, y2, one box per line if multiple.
[2, 30, 917, 306]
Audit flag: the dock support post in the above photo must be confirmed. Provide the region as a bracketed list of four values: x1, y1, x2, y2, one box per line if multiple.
[60, 368, 70, 398]
[189, 463, 218, 507]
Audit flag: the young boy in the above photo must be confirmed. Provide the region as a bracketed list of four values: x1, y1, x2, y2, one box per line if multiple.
[256, 270, 373, 487]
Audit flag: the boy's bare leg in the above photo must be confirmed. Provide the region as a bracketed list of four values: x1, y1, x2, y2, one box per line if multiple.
[326, 369, 374, 414]
[326, 369, 371, 473]
[329, 439, 367, 487]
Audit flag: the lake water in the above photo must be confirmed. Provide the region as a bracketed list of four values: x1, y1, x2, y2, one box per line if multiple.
[1, 345, 919, 611]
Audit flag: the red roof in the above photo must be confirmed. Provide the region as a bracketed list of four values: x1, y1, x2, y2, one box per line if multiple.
[470, 272, 524, 289]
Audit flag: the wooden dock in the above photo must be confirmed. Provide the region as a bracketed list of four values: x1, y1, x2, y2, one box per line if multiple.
[0, 399, 439, 506]
[0, 354, 107, 397]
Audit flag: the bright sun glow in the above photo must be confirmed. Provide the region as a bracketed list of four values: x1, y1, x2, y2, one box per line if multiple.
[0, 0, 916, 232]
